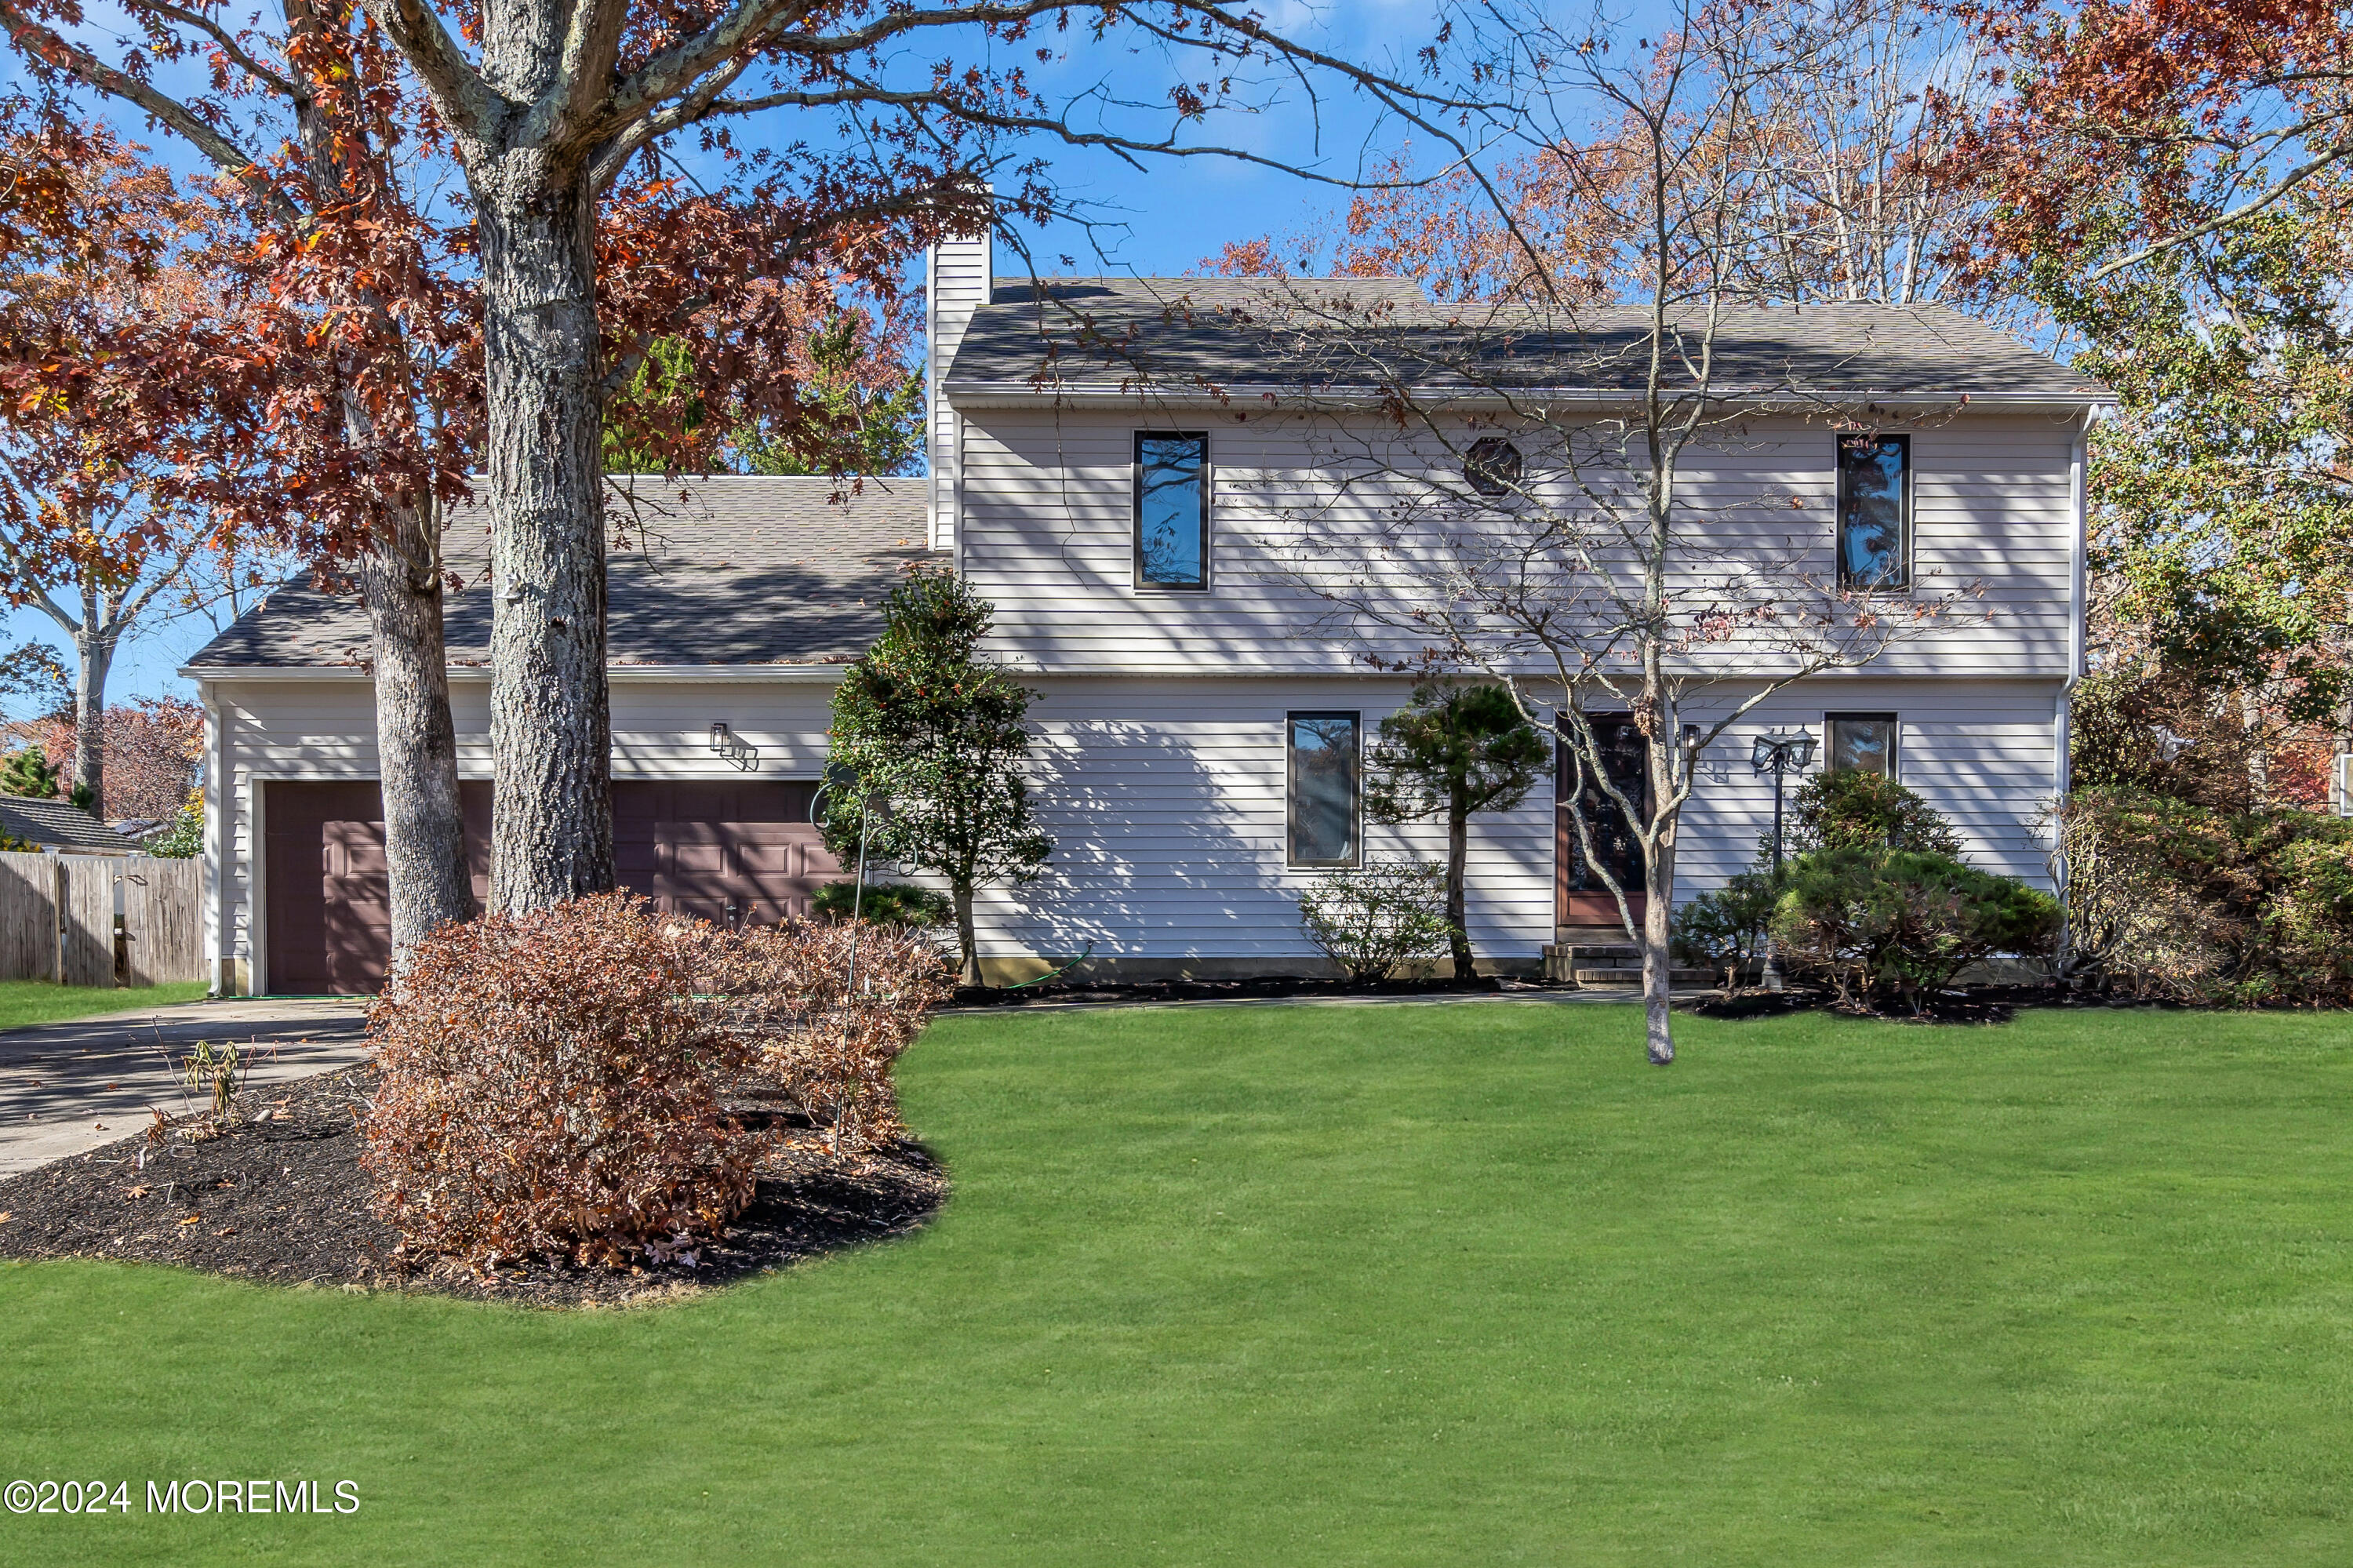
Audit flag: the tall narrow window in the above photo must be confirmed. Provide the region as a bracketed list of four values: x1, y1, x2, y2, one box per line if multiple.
[1135, 431, 1209, 589]
[1836, 432, 1910, 591]
[1826, 713, 1899, 778]
[1288, 712, 1361, 867]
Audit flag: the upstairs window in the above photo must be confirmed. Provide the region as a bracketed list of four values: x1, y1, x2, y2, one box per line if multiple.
[1288, 712, 1361, 867]
[1836, 432, 1910, 591]
[1135, 432, 1209, 589]
[1826, 713, 1899, 778]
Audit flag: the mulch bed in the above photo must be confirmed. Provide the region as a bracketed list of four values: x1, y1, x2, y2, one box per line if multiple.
[0, 1065, 946, 1308]
[1683, 982, 2203, 1024]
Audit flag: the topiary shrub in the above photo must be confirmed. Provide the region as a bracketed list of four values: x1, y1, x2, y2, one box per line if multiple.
[807, 879, 953, 930]
[1770, 847, 2060, 1011]
[1297, 857, 1457, 984]
[686, 920, 956, 1152]
[1786, 769, 1962, 857]
[362, 893, 759, 1269]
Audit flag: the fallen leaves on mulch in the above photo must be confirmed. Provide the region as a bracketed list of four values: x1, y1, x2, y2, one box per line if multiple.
[0, 1065, 945, 1308]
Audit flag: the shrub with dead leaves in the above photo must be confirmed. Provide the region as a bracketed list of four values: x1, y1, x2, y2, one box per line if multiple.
[361, 893, 759, 1269]
[684, 921, 956, 1153]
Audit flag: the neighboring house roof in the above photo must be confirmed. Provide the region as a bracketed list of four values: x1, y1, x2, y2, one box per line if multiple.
[186, 475, 938, 672]
[946, 277, 2111, 403]
[0, 795, 137, 853]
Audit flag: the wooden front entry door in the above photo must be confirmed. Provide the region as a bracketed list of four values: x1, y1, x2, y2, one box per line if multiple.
[1556, 717, 1649, 928]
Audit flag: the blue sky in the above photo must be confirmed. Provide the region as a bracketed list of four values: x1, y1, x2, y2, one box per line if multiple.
[2, 0, 1464, 708]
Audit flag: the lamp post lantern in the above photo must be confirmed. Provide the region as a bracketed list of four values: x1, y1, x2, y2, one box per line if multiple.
[1750, 729, 1818, 873]
[1749, 729, 1817, 991]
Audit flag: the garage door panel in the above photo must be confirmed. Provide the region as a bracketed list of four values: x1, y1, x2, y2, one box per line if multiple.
[268, 779, 839, 993]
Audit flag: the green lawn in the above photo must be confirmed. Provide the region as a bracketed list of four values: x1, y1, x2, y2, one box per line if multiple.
[5, 1002, 2353, 1564]
[0, 979, 209, 1031]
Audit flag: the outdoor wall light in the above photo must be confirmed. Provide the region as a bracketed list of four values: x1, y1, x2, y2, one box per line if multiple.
[707, 722, 759, 772]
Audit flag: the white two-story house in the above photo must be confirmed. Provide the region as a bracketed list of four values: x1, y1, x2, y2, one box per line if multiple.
[187, 232, 2104, 993]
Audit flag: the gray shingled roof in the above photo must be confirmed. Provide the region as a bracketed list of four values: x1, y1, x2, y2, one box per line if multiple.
[947, 278, 2108, 401]
[187, 475, 937, 671]
[0, 795, 137, 853]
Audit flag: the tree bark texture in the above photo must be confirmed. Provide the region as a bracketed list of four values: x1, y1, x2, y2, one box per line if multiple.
[70, 586, 110, 812]
[476, 162, 613, 913]
[360, 504, 474, 967]
[1642, 809, 1678, 1066]
[1446, 780, 1475, 980]
[952, 882, 979, 987]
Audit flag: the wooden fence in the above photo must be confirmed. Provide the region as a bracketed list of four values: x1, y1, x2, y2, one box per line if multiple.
[0, 853, 204, 988]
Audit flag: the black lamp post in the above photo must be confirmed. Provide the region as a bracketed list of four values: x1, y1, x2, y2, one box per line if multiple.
[810, 762, 882, 993]
[1750, 729, 1818, 872]
[1749, 729, 1817, 992]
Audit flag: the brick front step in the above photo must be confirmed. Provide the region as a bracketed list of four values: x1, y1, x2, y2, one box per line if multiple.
[1572, 966, 1717, 988]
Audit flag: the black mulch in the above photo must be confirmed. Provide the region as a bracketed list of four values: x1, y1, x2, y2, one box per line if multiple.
[0, 1066, 946, 1308]
[1683, 982, 2194, 1024]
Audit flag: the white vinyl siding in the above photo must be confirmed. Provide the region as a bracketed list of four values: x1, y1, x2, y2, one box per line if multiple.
[952, 408, 2079, 678]
[203, 672, 2061, 984]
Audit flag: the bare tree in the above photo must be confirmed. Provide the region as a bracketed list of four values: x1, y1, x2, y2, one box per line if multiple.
[1227, 1, 1988, 1064]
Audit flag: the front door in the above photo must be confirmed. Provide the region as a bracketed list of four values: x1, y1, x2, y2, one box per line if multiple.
[1556, 716, 1649, 929]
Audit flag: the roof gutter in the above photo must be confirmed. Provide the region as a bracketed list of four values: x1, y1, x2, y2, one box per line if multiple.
[182, 663, 856, 685]
[944, 379, 2117, 414]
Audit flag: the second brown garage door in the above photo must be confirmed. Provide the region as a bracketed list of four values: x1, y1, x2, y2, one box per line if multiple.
[264, 779, 842, 994]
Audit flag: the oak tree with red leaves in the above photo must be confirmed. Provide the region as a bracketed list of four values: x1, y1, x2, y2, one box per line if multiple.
[0, 0, 1471, 932]
[1943, 0, 2353, 800]
[0, 120, 272, 816]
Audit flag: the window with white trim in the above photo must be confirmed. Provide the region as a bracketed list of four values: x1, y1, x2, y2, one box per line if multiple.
[1287, 712, 1361, 867]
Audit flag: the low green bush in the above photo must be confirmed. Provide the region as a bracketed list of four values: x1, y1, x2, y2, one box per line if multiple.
[809, 879, 953, 929]
[1770, 847, 2060, 1011]
[1297, 857, 1456, 984]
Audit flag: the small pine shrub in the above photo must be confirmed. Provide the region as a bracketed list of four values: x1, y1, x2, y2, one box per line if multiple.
[0, 744, 59, 799]
[362, 893, 759, 1268]
[1297, 857, 1456, 983]
[1671, 868, 1784, 989]
[1770, 847, 2060, 1010]
[808, 879, 953, 929]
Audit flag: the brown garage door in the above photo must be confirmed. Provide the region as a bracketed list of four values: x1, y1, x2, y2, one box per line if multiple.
[264, 781, 493, 995]
[611, 780, 836, 926]
[263, 779, 838, 994]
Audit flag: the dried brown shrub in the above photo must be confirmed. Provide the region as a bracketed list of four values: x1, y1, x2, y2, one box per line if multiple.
[686, 921, 956, 1153]
[361, 893, 758, 1268]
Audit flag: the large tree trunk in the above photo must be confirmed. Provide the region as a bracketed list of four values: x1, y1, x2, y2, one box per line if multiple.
[1446, 782, 1475, 980]
[360, 504, 473, 969]
[69, 584, 109, 813]
[952, 882, 979, 988]
[475, 163, 613, 913]
[1642, 813, 1678, 1067]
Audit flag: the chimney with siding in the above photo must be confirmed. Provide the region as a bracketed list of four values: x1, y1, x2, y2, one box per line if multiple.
[926, 219, 992, 556]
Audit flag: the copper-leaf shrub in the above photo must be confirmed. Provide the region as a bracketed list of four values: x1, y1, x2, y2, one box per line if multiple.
[362, 893, 759, 1268]
[684, 921, 956, 1152]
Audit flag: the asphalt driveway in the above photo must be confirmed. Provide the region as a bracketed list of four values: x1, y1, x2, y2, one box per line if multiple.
[0, 998, 371, 1177]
